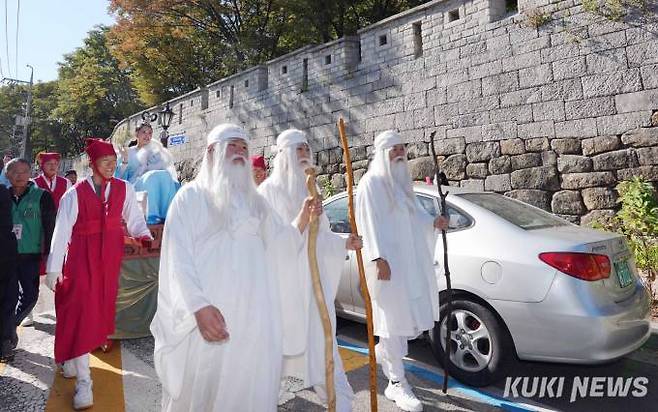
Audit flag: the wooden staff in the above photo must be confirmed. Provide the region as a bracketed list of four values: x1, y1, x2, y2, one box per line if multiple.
[305, 168, 336, 412]
[337, 118, 378, 411]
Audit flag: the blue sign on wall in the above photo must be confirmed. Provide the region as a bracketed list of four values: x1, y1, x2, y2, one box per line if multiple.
[168, 134, 187, 146]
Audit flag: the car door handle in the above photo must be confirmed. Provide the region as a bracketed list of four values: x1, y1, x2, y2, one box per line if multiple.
[345, 255, 350, 260]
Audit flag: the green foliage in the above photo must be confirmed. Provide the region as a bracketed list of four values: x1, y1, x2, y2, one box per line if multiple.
[53, 26, 144, 155]
[592, 177, 658, 306]
[108, 0, 430, 105]
[321, 176, 336, 198]
[582, 0, 648, 22]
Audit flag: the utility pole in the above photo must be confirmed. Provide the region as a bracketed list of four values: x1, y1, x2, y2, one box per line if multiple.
[22, 65, 34, 160]
[2, 64, 34, 160]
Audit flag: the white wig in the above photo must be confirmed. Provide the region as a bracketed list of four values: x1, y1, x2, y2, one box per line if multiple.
[267, 129, 315, 222]
[368, 130, 416, 212]
[195, 123, 268, 230]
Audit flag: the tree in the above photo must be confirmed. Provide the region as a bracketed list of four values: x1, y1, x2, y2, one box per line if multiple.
[108, 0, 429, 105]
[53, 26, 144, 155]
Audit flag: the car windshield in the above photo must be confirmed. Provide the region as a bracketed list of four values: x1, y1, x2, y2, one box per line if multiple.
[457, 193, 570, 230]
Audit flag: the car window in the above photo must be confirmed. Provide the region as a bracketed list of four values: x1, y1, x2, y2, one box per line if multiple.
[458, 192, 570, 230]
[417, 194, 471, 231]
[417, 194, 438, 216]
[325, 196, 351, 233]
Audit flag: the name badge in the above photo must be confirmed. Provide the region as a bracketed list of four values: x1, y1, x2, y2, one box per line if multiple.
[12, 224, 22, 240]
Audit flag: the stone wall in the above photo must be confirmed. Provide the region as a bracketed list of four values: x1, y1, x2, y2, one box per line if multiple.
[109, 0, 658, 223]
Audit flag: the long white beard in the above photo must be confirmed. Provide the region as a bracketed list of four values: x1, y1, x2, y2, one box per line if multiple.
[288, 160, 311, 214]
[270, 148, 314, 222]
[205, 152, 262, 229]
[390, 158, 415, 210]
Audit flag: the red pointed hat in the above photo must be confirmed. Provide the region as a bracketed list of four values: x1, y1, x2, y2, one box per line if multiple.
[85, 138, 116, 163]
[36, 152, 61, 166]
[251, 155, 266, 169]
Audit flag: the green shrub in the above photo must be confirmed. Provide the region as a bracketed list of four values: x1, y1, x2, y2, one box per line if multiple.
[592, 177, 658, 309]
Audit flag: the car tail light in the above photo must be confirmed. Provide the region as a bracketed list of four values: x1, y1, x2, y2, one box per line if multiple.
[539, 252, 611, 281]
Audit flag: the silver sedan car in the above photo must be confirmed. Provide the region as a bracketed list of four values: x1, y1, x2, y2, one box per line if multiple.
[324, 183, 652, 387]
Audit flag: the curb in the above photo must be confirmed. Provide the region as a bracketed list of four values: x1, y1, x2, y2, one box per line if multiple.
[651, 321, 658, 335]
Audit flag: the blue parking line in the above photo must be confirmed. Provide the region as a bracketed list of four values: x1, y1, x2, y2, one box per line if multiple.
[337, 339, 538, 412]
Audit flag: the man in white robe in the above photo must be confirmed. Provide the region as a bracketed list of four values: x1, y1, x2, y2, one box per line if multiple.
[258, 129, 361, 411]
[356, 130, 447, 412]
[151, 123, 320, 412]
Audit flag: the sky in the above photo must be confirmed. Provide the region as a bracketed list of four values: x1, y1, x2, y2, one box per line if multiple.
[0, 0, 116, 83]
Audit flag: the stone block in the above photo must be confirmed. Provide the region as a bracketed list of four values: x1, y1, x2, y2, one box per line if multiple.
[435, 137, 466, 155]
[525, 137, 550, 152]
[557, 155, 593, 173]
[505, 189, 552, 211]
[637, 147, 658, 166]
[617, 166, 658, 181]
[482, 122, 517, 141]
[511, 153, 543, 170]
[500, 138, 525, 155]
[439, 154, 467, 180]
[461, 179, 485, 191]
[511, 166, 560, 190]
[564, 97, 616, 120]
[582, 135, 620, 155]
[406, 142, 429, 159]
[482, 72, 519, 96]
[640, 64, 658, 89]
[561, 172, 616, 189]
[614, 89, 658, 114]
[485, 174, 512, 192]
[489, 156, 512, 174]
[621, 127, 658, 148]
[597, 112, 653, 136]
[581, 210, 616, 227]
[626, 41, 658, 67]
[551, 138, 581, 155]
[532, 101, 565, 122]
[555, 119, 597, 138]
[542, 150, 558, 167]
[490, 106, 533, 123]
[408, 156, 435, 181]
[519, 64, 554, 88]
[500, 88, 542, 107]
[518, 121, 556, 139]
[585, 48, 628, 74]
[582, 187, 618, 210]
[540, 79, 583, 102]
[581, 69, 642, 99]
[331, 173, 346, 190]
[447, 80, 482, 103]
[552, 57, 587, 81]
[592, 149, 634, 171]
[551, 190, 586, 215]
[465, 139, 502, 162]
[466, 163, 488, 179]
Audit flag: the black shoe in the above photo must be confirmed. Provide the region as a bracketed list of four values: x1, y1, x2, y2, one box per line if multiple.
[0, 340, 15, 362]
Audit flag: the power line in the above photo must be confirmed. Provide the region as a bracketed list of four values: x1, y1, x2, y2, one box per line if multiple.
[4, 0, 10, 77]
[15, 0, 19, 77]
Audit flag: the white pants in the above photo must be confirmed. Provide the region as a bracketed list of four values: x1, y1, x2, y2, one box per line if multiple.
[312, 362, 354, 412]
[376, 336, 408, 383]
[65, 353, 91, 382]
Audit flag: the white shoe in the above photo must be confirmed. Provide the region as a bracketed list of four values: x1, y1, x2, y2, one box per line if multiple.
[61, 361, 77, 379]
[277, 380, 295, 406]
[20, 313, 34, 327]
[385, 381, 423, 412]
[73, 379, 93, 410]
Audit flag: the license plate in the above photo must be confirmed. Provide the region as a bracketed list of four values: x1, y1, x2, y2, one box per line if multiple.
[614, 260, 633, 288]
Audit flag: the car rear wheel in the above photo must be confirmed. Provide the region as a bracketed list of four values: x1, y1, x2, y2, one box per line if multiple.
[429, 298, 515, 387]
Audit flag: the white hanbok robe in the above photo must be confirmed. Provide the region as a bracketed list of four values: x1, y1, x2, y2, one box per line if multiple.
[151, 182, 303, 412]
[258, 181, 351, 399]
[356, 173, 440, 338]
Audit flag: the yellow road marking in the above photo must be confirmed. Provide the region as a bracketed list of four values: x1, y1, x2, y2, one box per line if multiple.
[339, 347, 370, 372]
[46, 346, 125, 411]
